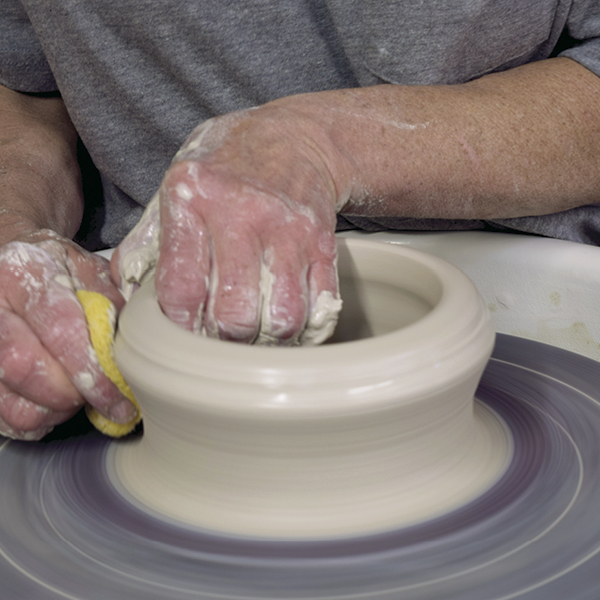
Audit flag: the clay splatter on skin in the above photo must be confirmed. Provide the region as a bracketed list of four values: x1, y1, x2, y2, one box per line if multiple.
[255, 259, 282, 345]
[326, 102, 430, 133]
[74, 371, 96, 393]
[174, 110, 254, 162]
[203, 254, 220, 338]
[174, 182, 194, 201]
[118, 193, 161, 300]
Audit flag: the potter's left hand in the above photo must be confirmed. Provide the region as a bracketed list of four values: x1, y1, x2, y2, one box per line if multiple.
[112, 101, 344, 345]
[0, 230, 135, 440]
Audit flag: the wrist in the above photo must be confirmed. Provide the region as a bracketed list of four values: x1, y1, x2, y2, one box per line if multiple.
[0, 213, 74, 248]
[260, 94, 356, 214]
[0, 213, 43, 246]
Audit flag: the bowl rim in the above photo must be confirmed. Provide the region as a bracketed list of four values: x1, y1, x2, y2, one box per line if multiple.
[115, 238, 495, 411]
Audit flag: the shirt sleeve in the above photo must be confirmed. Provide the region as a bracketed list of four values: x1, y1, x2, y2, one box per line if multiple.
[560, 0, 600, 78]
[0, 0, 57, 92]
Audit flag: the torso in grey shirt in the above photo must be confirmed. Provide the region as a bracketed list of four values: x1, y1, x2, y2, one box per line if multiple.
[1, 0, 599, 248]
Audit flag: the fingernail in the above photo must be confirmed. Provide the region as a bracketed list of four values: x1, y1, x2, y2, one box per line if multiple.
[109, 399, 138, 423]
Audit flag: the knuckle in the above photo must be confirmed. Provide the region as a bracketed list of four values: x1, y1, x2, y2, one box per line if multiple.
[0, 393, 50, 433]
[268, 300, 307, 343]
[156, 268, 207, 331]
[212, 301, 260, 342]
[163, 160, 199, 196]
[0, 343, 37, 389]
[43, 319, 74, 351]
[316, 229, 338, 259]
[41, 316, 89, 367]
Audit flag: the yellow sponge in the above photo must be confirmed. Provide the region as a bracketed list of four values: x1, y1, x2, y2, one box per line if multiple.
[76, 290, 142, 437]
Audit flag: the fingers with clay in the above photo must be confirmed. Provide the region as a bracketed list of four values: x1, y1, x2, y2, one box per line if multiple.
[0, 232, 137, 440]
[114, 110, 343, 345]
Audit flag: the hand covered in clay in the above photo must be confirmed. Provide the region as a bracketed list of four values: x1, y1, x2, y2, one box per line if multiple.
[113, 102, 343, 345]
[0, 230, 138, 440]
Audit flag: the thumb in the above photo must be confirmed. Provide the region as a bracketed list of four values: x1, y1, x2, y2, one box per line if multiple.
[111, 192, 161, 300]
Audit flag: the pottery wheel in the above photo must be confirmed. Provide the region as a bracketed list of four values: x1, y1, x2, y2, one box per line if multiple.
[1, 333, 600, 599]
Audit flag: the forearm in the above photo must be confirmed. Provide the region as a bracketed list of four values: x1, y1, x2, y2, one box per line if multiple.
[274, 57, 600, 220]
[0, 85, 83, 244]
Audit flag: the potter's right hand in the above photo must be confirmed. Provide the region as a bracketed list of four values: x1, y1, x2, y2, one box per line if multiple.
[113, 102, 344, 346]
[0, 230, 138, 441]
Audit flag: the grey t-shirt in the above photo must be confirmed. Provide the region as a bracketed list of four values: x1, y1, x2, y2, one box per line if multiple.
[1, 0, 600, 248]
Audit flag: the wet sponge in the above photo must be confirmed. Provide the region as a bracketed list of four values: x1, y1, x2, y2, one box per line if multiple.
[76, 290, 142, 437]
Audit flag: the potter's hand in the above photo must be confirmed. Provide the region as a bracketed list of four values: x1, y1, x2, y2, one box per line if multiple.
[113, 103, 343, 345]
[0, 231, 138, 440]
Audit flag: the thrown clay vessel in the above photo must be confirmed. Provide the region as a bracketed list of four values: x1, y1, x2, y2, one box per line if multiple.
[111, 238, 509, 539]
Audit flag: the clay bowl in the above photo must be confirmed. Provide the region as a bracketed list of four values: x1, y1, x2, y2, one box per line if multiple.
[112, 238, 509, 539]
